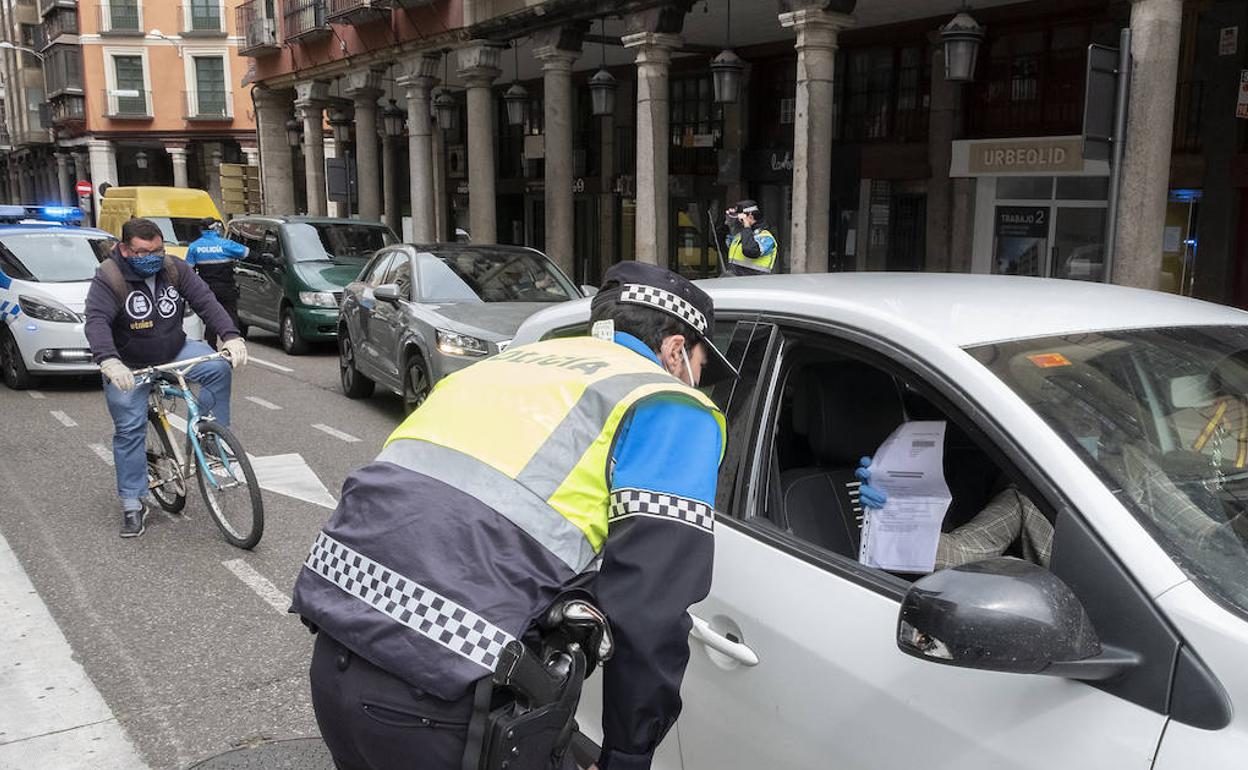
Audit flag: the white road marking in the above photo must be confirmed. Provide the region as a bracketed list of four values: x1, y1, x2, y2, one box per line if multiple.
[27, 390, 45, 400]
[0, 531, 149, 768]
[222, 559, 291, 615]
[49, 411, 77, 428]
[311, 423, 360, 443]
[87, 443, 114, 466]
[251, 356, 294, 373]
[247, 453, 338, 509]
[245, 395, 282, 411]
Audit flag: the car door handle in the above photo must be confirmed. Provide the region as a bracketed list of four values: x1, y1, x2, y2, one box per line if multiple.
[689, 615, 759, 666]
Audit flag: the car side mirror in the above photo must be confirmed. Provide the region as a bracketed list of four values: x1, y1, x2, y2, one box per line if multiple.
[374, 283, 402, 304]
[579, 285, 598, 297]
[897, 557, 1137, 681]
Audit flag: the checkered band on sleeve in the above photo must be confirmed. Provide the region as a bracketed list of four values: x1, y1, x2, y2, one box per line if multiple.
[609, 488, 715, 533]
[305, 532, 515, 671]
[619, 284, 708, 335]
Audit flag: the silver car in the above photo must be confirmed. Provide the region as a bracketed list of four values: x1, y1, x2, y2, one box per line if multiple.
[337, 243, 581, 412]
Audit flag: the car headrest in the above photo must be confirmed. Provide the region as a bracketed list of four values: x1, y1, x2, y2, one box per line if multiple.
[791, 362, 906, 466]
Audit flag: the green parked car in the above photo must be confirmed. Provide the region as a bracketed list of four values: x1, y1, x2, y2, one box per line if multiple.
[226, 216, 398, 354]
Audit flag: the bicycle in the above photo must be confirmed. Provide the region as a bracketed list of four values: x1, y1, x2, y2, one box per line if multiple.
[139, 352, 264, 549]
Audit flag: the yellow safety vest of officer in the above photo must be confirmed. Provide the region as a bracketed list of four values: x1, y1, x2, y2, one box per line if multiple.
[290, 260, 737, 770]
[725, 199, 778, 276]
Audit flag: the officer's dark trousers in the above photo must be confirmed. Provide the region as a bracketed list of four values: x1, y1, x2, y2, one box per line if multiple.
[194, 263, 239, 350]
[310, 633, 475, 770]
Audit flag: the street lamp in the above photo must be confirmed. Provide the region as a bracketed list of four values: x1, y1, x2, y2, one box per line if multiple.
[0, 40, 45, 62]
[710, 0, 744, 104]
[286, 117, 302, 147]
[383, 99, 406, 137]
[434, 89, 459, 133]
[940, 7, 985, 82]
[589, 19, 617, 118]
[503, 41, 529, 128]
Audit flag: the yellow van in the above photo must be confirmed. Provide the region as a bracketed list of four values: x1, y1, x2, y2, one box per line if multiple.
[97, 186, 223, 259]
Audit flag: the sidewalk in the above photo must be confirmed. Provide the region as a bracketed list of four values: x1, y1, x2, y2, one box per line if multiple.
[0, 530, 148, 769]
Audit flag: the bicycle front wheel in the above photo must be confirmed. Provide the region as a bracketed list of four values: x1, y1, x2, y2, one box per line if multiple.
[194, 420, 264, 549]
[146, 412, 187, 513]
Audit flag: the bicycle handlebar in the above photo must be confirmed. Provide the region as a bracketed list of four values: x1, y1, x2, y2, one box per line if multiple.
[133, 351, 232, 383]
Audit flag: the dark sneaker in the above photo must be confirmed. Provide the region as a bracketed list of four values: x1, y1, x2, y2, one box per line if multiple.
[120, 504, 147, 538]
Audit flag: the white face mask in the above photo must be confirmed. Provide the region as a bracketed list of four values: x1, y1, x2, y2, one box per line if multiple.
[679, 346, 696, 388]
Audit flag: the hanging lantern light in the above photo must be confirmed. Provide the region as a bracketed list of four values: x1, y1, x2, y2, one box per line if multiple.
[434, 89, 459, 132]
[134, 150, 148, 170]
[286, 117, 303, 147]
[504, 40, 529, 127]
[940, 6, 985, 82]
[711, 0, 744, 104]
[589, 19, 617, 117]
[383, 99, 406, 137]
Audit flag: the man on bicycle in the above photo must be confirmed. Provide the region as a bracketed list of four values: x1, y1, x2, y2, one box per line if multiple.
[84, 218, 249, 538]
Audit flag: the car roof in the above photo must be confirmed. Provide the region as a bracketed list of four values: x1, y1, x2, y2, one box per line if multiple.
[231, 215, 391, 226]
[404, 243, 548, 257]
[0, 224, 112, 237]
[528, 273, 1248, 349]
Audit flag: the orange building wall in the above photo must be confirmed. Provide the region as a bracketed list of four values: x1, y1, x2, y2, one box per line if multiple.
[79, 0, 256, 136]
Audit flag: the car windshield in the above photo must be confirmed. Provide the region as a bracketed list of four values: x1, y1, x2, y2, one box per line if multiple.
[415, 250, 577, 304]
[968, 326, 1248, 619]
[285, 222, 396, 262]
[0, 232, 117, 282]
[147, 217, 205, 246]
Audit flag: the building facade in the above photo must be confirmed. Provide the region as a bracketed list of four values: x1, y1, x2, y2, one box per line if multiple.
[0, 0, 259, 217]
[236, 0, 1246, 305]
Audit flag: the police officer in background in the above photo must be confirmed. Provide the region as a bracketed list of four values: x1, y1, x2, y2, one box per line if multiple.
[185, 218, 247, 348]
[290, 261, 735, 770]
[724, 199, 778, 276]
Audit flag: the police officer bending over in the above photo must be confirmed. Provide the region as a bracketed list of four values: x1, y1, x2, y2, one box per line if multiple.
[290, 261, 735, 770]
[725, 199, 778, 276]
[186, 217, 247, 348]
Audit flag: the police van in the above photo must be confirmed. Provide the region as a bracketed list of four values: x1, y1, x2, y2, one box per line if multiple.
[0, 206, 117, 388]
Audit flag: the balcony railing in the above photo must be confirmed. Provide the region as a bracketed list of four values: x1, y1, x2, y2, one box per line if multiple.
[237, 0, 279, 55]
[326, 0, 390, 24]
[181, 3, 226, 35]
[283, 0, 330, 42]
[40, 6, 78, 48]
[184, 89, 233, 120]
[49, 93, 85, 123]
[37, 0, 74, 19]
[98, 4, 143, 35]
[103, 88, 152, 119]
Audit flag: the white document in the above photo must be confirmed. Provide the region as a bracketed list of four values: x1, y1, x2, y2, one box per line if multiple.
[858, 421, 952, 573]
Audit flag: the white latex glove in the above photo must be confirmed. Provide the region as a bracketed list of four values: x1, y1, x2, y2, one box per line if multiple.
[100, 357, 135, 391]
[221, 337, 248, 369]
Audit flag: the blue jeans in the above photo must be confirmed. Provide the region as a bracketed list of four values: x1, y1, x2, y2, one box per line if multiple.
[103, 340, 232, 508]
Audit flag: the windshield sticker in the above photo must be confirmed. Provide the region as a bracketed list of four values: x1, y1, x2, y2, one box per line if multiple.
[1027, 353, 1072, 368]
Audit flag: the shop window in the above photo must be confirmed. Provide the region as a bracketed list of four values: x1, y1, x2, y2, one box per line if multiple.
[996, 177, 1052, 201]
[1056, 177, 1109, 201]
[749, 57, 795, 149]
[840, 45, 929, 143]
[670, 75, 722, 176]
[969, 25, 1094, 137]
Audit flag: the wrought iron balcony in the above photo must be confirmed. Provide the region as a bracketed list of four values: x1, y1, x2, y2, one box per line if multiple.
[326, 0, 389, 25]
[102, 88, 152, 119]
[184, 90, 234, 120]
[49, 93, 85, 124]
[237, 0, 279, 56]
[283, 0, 330, 43]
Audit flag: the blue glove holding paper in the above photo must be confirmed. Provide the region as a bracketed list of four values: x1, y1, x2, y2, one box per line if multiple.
[855, 456, 889, 510]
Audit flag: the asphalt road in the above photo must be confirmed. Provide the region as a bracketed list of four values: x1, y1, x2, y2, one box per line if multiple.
[0, 331, 410, 769]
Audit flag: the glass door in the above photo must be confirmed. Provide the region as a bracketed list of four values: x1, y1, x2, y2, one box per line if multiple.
[1052, 207, 1107, 281]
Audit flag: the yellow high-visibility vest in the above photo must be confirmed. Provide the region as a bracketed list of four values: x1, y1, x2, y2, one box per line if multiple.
[383, 336, 727, 570]
[728, 227, 778, 273]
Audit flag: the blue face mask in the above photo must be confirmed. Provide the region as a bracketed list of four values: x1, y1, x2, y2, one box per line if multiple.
[126, 253, 165, 277]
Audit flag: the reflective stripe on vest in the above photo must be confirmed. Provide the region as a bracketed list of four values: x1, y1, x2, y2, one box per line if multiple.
[728, 228, 777, 273]
[382, 337, 726, 571]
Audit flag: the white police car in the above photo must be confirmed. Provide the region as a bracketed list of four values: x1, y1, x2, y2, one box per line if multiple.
[0, 206, 117, 389]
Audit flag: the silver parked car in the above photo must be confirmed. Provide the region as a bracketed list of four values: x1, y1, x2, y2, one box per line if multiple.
[337, 243, 581, 412]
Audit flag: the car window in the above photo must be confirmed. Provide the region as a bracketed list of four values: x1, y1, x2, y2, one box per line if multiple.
[417, 249, 577, 303]
[386, 254, 413, 299]
[969, 325, 1248, 620]
[147, 217, 203, 246]
[0, 233, 118, 282]
[742, 326, 1055, 584]
[363, 252, 396, 287]
[285, 222, 396, 262]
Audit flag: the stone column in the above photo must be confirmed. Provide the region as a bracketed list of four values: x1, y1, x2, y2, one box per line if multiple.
[7, 163, 19, 204]
[205, 143, 224, 209]
[622, 32, 682, 266]
[382, 125, 401, 235]
[87, 139, 118, 221]
[780, 7, 852, 274]
[254, 86, 296, 215]
[457, 42, 503, 244]
[167, 144, 189, 189]
[55, 152, 72, 205]
[241, 145, 259, 167]
[295, 80, 330, 217]
[1113, 0, 1183, 290]
[534, 27, 585, 278]
[345, 69, 384, 222]
[432, 117, 448, 241]
[398, 53, 441, 242]
[72, 152, 88, 209]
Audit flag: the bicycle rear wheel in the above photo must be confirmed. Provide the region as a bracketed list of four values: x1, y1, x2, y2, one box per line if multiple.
[194, 420, 264, 549]
[146, 411, 187, 513]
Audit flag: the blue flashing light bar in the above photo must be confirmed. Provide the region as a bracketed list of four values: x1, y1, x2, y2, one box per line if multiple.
[0, 204, 86, 225]
[35, 205, 85, 222]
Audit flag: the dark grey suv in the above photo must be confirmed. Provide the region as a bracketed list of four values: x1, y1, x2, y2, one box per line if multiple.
[338, 243, 581, 412]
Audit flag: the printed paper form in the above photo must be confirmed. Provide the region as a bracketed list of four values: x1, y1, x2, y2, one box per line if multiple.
[858, 421, 952, 573]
